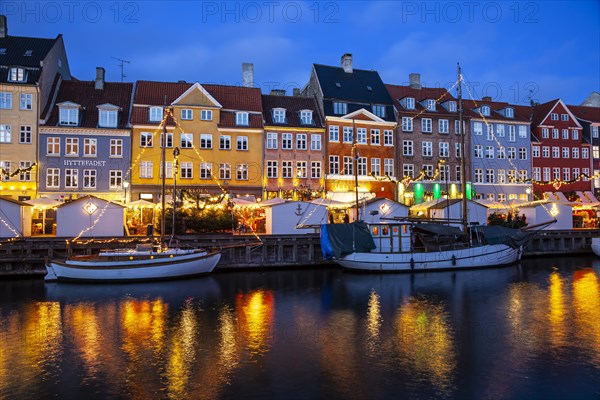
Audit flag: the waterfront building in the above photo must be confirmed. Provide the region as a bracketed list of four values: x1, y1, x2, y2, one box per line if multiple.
[531, 99, 591, 198]
[386, 75, 468, 205]
[568, 103, 600, 197]
[261, 92, 325, 200]
[0, 16, 71, 200]
[38, 68, 133, 203]
[302, 54, 397, 202]
[463, 98, 532, 202]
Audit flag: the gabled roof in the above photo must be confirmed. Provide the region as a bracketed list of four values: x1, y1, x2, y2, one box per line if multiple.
[313, 64, 393, 105]
[0, 35, 59, 68]
[568, 104, 600, 123]
[262, 94, 323, 128]
[203, 84, 263, 112]
[172, 82, 222, 108]
[342, 108, 387, 122]
[57, 195, 125, 209]
[43, 80, 134, 129]
[386, 83, 456, 115]
[462, 99, 531, 122]
[531, 99, 560, 126]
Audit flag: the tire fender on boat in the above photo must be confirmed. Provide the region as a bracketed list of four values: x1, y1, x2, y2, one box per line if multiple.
[452, 255, 457, 266]
[410, 258, 415, 269]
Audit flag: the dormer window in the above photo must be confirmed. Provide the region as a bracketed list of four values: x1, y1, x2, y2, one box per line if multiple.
[24, 50, 33, 57]
[426, 99, 436, 111]
[0, 48, 6, 55]
[236, 112, 249, 126]
[333, 102, 347, 115]
[273, 108, 286, 124]
[372, 104, 385, 118]
[300, 110, 313, 125]
[149, 106, 163, 122]
[405, 97, 415, 109]
[97, 104, 120, 128]
[8, 67, 26, 82]
[447, 101, 457, 112]
[58, 102, 80, 126]
[480, 105, 491, 116]
[505, 107, 514, 118]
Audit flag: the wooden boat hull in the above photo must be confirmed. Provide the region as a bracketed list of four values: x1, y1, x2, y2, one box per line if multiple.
[45, 251, 221, 282]
[334, 244, 521, 272]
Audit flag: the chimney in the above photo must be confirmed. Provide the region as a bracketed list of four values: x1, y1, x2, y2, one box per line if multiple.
[0, 15, 7, 38]
[95, 67, 105, 90]
[341, 53, 353, 73]
[293, 88, 301, 97]
[270, 89, 286, 96]
[409, 73, 421, 89]
[242, 63, 254, 88]
[482, 96, 492, 102]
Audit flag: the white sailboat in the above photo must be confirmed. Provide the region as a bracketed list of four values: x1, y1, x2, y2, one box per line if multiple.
[45, 113, 221, 282]
[320, 64, 540, 272]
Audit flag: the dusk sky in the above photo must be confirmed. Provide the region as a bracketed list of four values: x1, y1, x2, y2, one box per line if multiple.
[5, 0, 599, 105]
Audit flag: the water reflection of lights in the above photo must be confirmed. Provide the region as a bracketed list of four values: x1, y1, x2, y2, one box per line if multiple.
[394, 297, 456, 395]
[366, 289, 382, 353]
[166, 299, 198, 399]
[236, 290, 275, 356]
[572, 269, 600, 367]
[547, 272, 567, 349]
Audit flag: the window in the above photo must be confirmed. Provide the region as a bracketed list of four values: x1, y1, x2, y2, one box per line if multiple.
[219, 163, 231, 180]
[439, 119, 449, 134]
[65, 138, 78, 155]
[486, 169, 495, 183]
[333, 102, 347, 115]
[329, 126, 339, 142]
[343, 127, 353, 143]
[507, 147, 516, 159]
[440, 165, 450, 181]
[109, 170, 123, 189]
[551, 113, 558, 121]
[99, 109, 117, 128]
[562, 147, 569, 158]
[9, 67, 25, 82]
[552, 167, 560, 180]
[563, 168, 570, 181]
[300, 110, 313, 125]
[384, 159, 394, 176]
[572, 147, 579, 159]
[402, 140, 413, 156]
[533, 168, 541, 181]
[140, 132, 153, 147]
[47, 137, 60, 155]
[486, 193, 495, 201]
[235, 112, 249, 126]
[532, 146, 540, 158]
[447, 101, 457, 112]
[582, 148, 589, 159]
[296, 161, 307, 179]
[572, 130, 579, 140]
[498, 169, 506, 184]
[474, 145, 483, 158]
[59, 107, 78, 126]
[455, 120, 462, 134]
[329, 156, 339, 175]
[552, 146, 560, 158]
[47, 168, 60, 188]
[237, 136, 248, 150]
[474, 169, 483, 183]
[552, 129, 559, 139]
[266, 161, 278, 178]
[83, 169, 97, 189]
[180, 162, 193, 179]
[561, 114, 569, 121]
[181, 133, 193, 148]
[519, 147, 528, 160]
[140, 161, 153, 178]
[423, 164, 434, 178]
[403, 164, 414, 178]
[422, 141, 433, 157]
[267, 133, 278, 149]
[473, 122, 483, 135]
[542, 128, 549, 139]
[508, 169, 517, 183]
[573, 168, 580, 180]
[402, 117, 413, 132]
[297, 133, 307, 150]
[0, 92, 12, 109]
[508, 125, 516, 142]
[455, 143, 462, 158]
[426, 99, 436, 111]
[455, 166, 462, 182]
[518, 125, 527, 138]
[282, 161, 293, 178]
[439, 142, 449, 158]
[282, 133, 292, 150]
[485, 146, 494, 159]
[311, 161, 321, 178]
[562, 129, 569, 140]
[497, 124, 505, 137]
[181, 109, 193, 120]
[220, 135, 231, 150]
[19, 126, 31, 144]
[497, 146, 506, 159]
[593, 126, 599, 138]
[311, 134, 322, 150]
[160, 161, 173, 179]
[20, 94, 33, 110]
[421, 118, 432, 133]
[384, 130, 393, 146]
[273, 109, 286, 123]
[0, 125, 10, 143]
[356, 128, 367, 144]
[372, 104, 385, 118]
[149, 107, 163, 122]
[84, 138, 97, 156]
[486, 124, 494, 141]
[200, 162, 212, 179]
[371, 158, 381, 176]
[343, 156, 353, 176]
[543, 167, 550, 181]
[200, 134, 212, 149]
[594, 146, 599, 159]
[506, 108, 514, 118]
[65, 169, 78, 188]
[201, 110, 212, 121]
[236, 164, 248, 180]
[108, 139, 122, 157]
[481, 105, 490, 116]
[161, 132, 173, 148]
[542, 146, 549, 158]
[583, 168, 590, 181]
[405, 98, 415, 109]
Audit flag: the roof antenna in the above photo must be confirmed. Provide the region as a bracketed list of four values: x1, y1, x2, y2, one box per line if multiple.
[111, 56, 130, 82]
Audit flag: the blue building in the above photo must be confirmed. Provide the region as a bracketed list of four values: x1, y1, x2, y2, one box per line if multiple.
[464, 98, 532, 202]
[39, 68, 133, 202]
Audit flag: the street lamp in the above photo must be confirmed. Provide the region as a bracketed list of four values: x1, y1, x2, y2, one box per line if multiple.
[123, 180, 130, 203]
[526, 187, 531, 201]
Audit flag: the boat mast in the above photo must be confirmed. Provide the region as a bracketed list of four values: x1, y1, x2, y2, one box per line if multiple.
[353, 119, 360, 222]
[171, 146, 180, 245]
[160, 110, 167, 248]
[458, 63, 468, 233]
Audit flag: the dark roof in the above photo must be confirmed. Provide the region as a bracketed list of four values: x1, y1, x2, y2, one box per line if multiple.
[0, 35, 59, 67]
[462, 99, 531, 122]
[531, 99, 560, 126]
[313, 64, 393, 105]
[386, 83, 456, 116]
[218, 111, 263, 129]
[261, 95, 323, 128]
[568, 104, 600, 122]
[43, 80, 134, 129]
[40, 73, 62, 120]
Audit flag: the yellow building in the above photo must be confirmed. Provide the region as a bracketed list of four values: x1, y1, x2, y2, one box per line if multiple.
[0, 17, 70, 200]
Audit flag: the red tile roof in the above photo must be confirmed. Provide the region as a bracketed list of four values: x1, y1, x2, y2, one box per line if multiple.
[133, 80, 192, 105]
[43, 80, 134, 129]
[218, 111, 263, 129]
[531, 99, 560, 126]
[261, 95, 324, 128]
[568, 104, 600, 122]
[203, 84, 263, 112]
[461, 99, 531, 122]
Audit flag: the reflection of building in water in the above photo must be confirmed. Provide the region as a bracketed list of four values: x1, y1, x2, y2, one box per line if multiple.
[236, 290, 274, 357]
[572, 269, 600, 367]
[393, 297, 456, 395]
[548, 272, 568, 349]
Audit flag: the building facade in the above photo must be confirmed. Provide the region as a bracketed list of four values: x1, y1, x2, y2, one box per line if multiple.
[569, 104, 600, 197]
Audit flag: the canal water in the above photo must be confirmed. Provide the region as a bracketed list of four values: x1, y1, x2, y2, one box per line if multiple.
[0, 257, 599, 400]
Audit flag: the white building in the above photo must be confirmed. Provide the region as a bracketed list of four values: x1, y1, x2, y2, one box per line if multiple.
[0, 197, 32, 238]
[264, 201, 328, 234]
[56, 195, 125, 237]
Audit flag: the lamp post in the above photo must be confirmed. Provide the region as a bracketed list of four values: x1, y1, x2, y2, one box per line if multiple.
[123, 180, 129, 203]
[526, 187, 531, 201]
